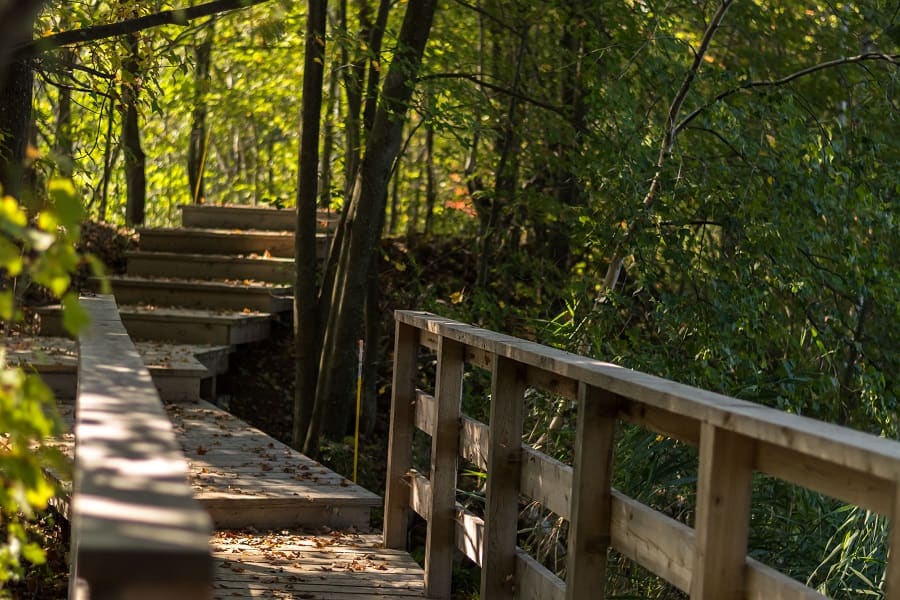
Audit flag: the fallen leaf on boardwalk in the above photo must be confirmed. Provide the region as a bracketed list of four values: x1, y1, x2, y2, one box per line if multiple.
[260, 463, 273, 471]
[196, 446, 208, 455]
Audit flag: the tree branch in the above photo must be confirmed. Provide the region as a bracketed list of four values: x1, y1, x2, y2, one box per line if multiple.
[598, 0, 734, 295]
[14, 0, 273, 60]
[417, 72, 566, 115]
[675, 53, 900, 136]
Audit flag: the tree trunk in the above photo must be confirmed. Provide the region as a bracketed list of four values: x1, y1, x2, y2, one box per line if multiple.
[423, 115, 436, 236]
[98, 96, 117, 221]
[54, 48, 75, 178]
[319, 51, 340, 209]
[305, 0, 438, 455]
[188, 22, 214, 204]
[0, 0, 42, 81]
[0, 9, 36, 200]
[122, 33, 146, 226]
[388, 150, 401, 234]
[361, 0, 390, 132]
[293, 0, 329, 448]
[475, 22, 527, 289]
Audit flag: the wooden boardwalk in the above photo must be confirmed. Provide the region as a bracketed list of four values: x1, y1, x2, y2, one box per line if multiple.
[211, 531, 424, 599]
[51, 395, 423, 598]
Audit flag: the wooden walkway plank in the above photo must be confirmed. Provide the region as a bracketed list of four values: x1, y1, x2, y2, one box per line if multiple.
[167, 400, 382, 530]
[210, 531, 425, 600]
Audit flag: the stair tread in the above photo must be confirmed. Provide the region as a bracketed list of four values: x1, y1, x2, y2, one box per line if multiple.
[139, 226, 331, 238]
[101, 274, 292, 292]
[125, 250, 294, 263]
[118, 305, 274, 322]
[6, 336, 223, 376]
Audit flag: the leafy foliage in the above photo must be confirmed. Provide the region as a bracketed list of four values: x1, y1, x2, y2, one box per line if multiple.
[0, 177, 92, 587]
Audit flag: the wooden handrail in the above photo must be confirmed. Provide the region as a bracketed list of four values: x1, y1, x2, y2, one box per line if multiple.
[70, 295, 212, 599]
[384, 310, 900, 600]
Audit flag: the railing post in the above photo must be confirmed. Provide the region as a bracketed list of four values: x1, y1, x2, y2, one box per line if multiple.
[691, 422, 755, 599]
[480, 354, 527, 599]
[888, 485, 900, 599]
[424, 336, 465, 599]
[566, 384, 618, 600]
[384, 320, 420, 549]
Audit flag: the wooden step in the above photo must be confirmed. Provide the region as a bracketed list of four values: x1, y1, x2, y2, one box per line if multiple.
[138, 227, 331, 258]
[39, 304, 274, 345]
[181, 204, 339, 232]
[126, 251, 297, 283]
[5, 337, 225, 402]
[168, 400, 382, 530]
[95, 276, 293, 313]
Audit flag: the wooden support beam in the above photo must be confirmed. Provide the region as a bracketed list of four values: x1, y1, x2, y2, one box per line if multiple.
[566, 384, 618, 600]
[71, 295, 212, 597]
[888, 485, 900, 599]
[691, 423, 755, 599]
[424, 336, 464, 599]
[383, 321, 419, 549]
[480, 355, 527, 599]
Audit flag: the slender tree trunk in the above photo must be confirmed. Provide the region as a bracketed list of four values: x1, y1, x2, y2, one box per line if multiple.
[98, 94, 117, 221]
[423, 117, 436, 236]
[476, 26, 527, 288]
[388, 151, 401, 234]
[188, 22, 214, 203]
[122, 33, 146, 226]
[293, 0, 329, 448]
[319, 53, 340, 209]
[305, 0, 438, 455]
[54, 48, 75, 178]
[597, 0, 734, 299]
[361, 0, 390, 132]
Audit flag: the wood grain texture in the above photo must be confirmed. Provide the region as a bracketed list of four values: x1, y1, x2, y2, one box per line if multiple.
[479, 355, 527, 600]
[72, 295, 212, 594]
[168, 400, 380, 529]
[566, 384, 618, 600]
[211, 530, 424, 600]
[393, 310, 900, 599]
[384, 321, 420, 549]
[394, 311, 900, 483]
[888, 486, 900, 600]
[424, 336, 464, 599]
[691, 423, 755, 599]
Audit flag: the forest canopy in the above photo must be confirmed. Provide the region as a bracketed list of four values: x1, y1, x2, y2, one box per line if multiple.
[1, 0, 898, 595]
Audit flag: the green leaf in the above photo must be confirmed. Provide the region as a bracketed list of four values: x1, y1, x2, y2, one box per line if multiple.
[20, 542, 46, 566]
[47, 178, 82, 226]
[62, 292, 90, 336]
[0, 290, 14, 321]
[0, 237, 22, 275]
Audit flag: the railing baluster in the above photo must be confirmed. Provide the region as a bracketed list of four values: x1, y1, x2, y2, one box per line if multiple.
[424, 336, 465, 599]
[384, 321, 419, 550]
[691, 422, 755, 599]
[888, 486, 900, 599]
[480, 355, 527, 599]
[566, 384, 618, 600]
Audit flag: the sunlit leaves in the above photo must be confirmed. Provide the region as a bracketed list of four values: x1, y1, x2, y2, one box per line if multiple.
[1, 177, 91, 583]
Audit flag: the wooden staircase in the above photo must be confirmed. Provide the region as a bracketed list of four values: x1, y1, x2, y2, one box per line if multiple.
[35, 295, 405, 599]
[37, 204, 337, 399]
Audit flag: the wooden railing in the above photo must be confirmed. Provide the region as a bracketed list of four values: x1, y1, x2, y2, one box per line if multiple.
[70, 295, 212, 599]
[383, 310, 900, 599]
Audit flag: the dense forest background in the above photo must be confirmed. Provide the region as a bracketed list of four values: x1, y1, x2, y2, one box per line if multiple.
[1, 0, 898, 596]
